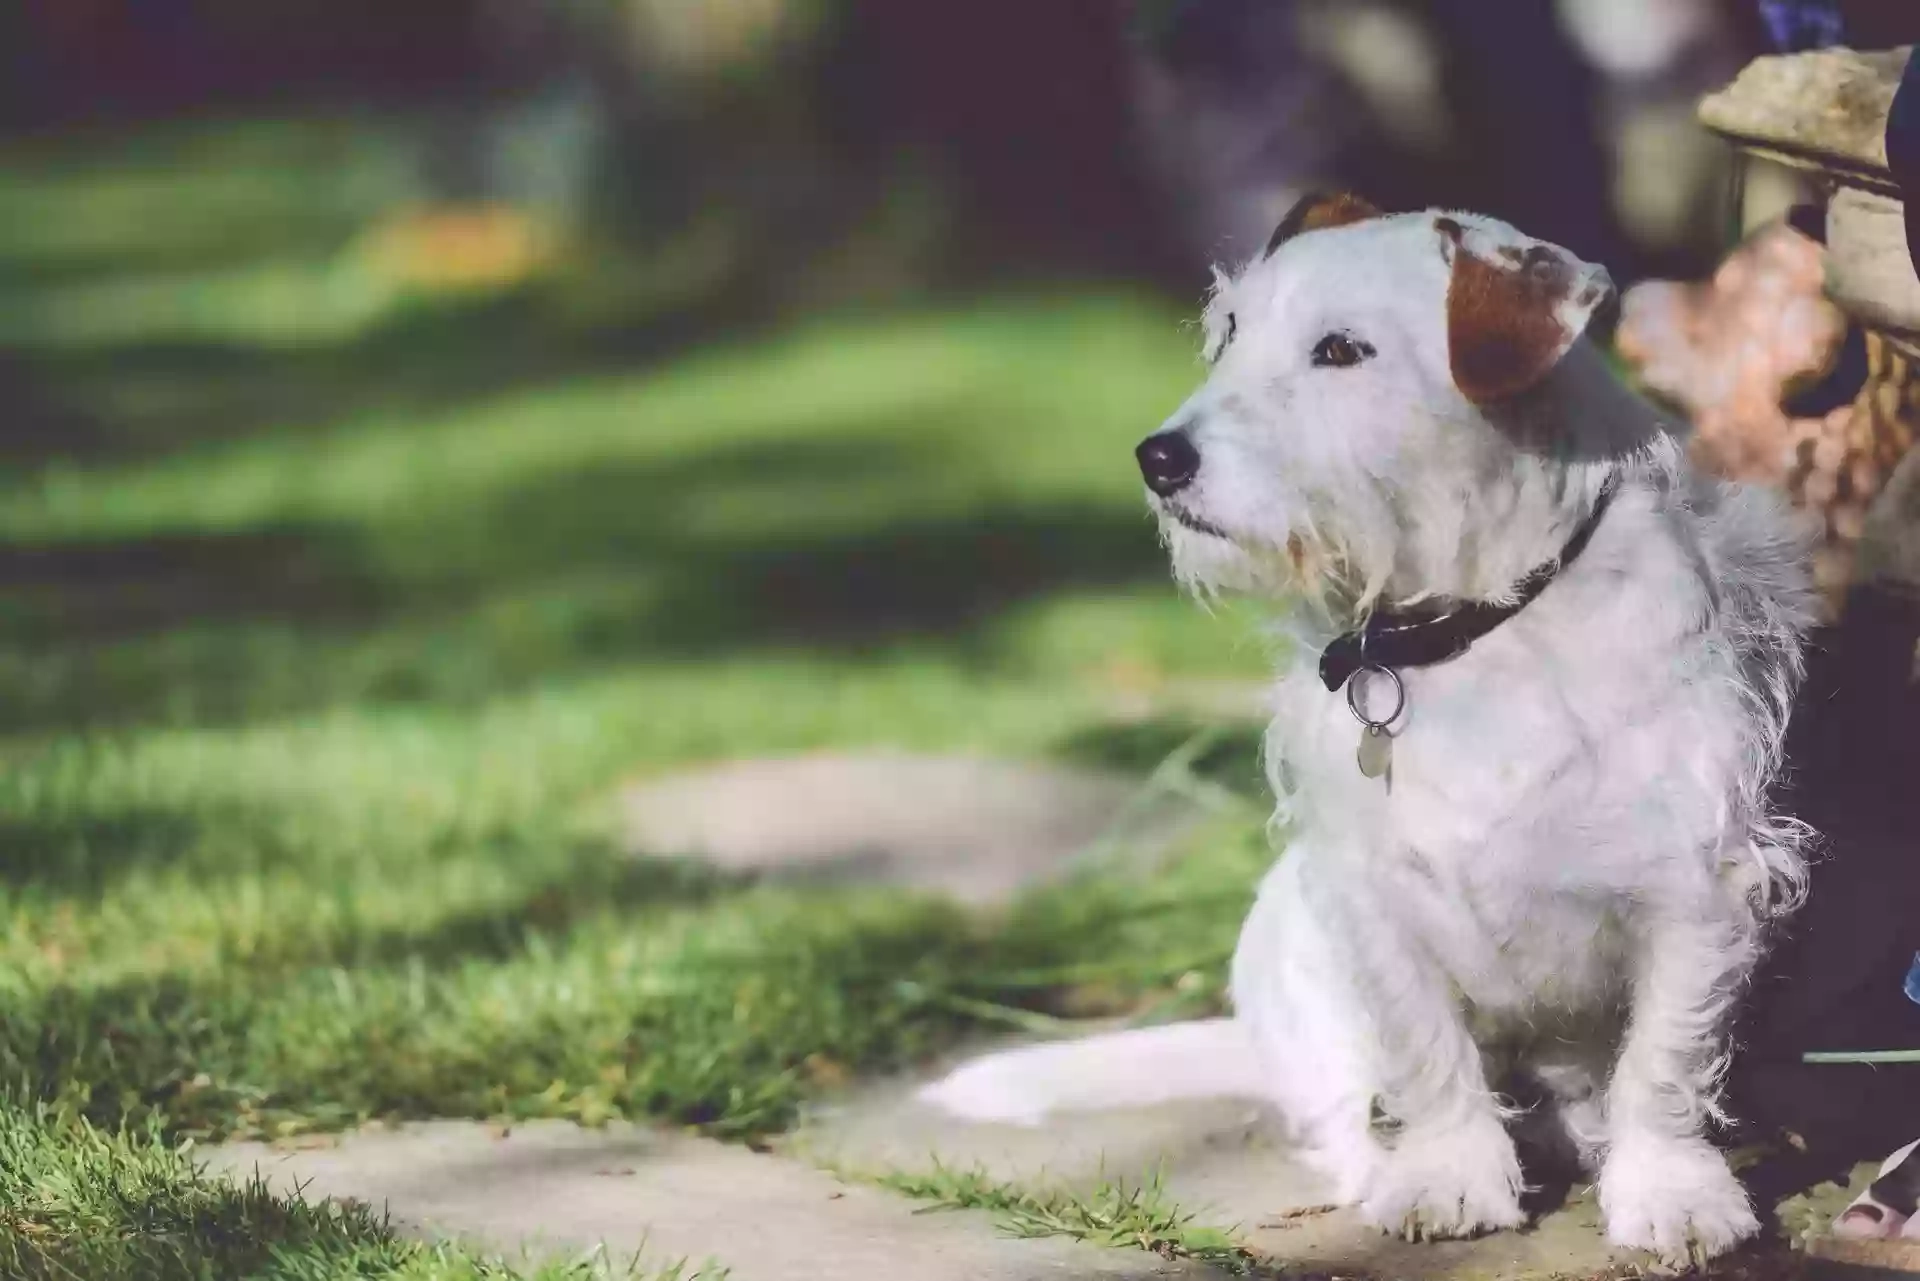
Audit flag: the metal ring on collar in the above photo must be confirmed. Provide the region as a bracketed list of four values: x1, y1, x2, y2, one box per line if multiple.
[1345, 664, 1405, 730]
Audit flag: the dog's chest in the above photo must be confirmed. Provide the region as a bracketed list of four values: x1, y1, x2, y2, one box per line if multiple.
[1272, 616, 1733, 872]
[1378, 849, 1628, 1013]
[1269, 628, 1712, 1014]
[1274, 649, 1597, 843]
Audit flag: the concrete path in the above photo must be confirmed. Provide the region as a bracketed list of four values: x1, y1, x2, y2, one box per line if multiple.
[204, 1119, 1211, 1281]
[620, 752, 1208, 905]
[202, 1046, 1882, 1281]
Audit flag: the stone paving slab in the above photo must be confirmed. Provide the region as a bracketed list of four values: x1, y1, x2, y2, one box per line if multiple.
[620, 753, 1205, 905]
[202, 1119, 1214, 1281]
[792, 1056, 1637, 1281]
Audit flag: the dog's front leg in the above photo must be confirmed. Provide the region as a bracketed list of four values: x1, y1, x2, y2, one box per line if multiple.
[1355, 970, 1526, 1238]
[1599, 907, 1759, 1263]
[1237, 858, 1523, 1238]
[1331, 893, 1526, 1240]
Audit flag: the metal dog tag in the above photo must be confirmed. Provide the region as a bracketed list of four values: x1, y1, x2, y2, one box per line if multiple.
[1347, 665, 1403, 791]
[1357, 724, 1392, 781]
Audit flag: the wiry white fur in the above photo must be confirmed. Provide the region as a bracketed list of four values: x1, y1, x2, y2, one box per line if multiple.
[920, 210, 1818, 1265]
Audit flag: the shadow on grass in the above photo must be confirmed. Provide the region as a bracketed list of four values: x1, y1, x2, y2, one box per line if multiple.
[0, 351, 125, 465]
[0, 807, 250, 894]
[0, 423, 1165, 731]
[0, 277, 771, 472]
[294, 842, 737, 973]
[0, 788, 729, 921]
[0, 525, 390, 645]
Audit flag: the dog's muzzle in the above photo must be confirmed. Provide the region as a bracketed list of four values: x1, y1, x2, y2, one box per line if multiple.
[1162, 503, 1229, 539]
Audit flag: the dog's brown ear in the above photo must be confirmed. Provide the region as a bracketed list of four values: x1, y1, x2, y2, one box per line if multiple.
[1264, 191, 1381, 257]
[1436, 215, 1615, 406]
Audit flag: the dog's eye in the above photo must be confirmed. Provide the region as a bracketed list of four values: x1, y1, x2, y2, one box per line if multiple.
[1311, 332, 1374, 369]
[1209, 312, 1237, 363]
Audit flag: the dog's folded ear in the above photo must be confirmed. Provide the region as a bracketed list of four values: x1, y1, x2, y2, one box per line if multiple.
[1265, 192, 1381, 257]
[1435, 215, 1616, 406]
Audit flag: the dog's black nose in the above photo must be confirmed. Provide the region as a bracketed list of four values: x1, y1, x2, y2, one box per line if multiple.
[1136, 430, 1199, 497]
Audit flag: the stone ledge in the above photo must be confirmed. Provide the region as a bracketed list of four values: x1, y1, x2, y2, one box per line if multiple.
[1699, 47, 1909, 192]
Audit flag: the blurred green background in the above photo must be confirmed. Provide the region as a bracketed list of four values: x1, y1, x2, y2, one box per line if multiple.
[0, 3, 1795, 1276]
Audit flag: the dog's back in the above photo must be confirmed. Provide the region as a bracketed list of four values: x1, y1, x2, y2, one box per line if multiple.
[1684, 471, 1822, 906]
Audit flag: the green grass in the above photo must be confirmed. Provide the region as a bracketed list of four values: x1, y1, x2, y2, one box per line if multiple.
[0, 112, 1276, 1276]
[875, 1162, 1260, 1274]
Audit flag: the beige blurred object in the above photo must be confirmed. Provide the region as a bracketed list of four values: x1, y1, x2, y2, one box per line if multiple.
[1701, 44, 1920, 339]
[1671, 44, 1920, 614]
[1738, 155, 1815, 234]
[1559, 0, 1742, 256]
[1295, 0, 1452, 156]
[1616, 221, 1843, 488]
[1611, 101, 1724, 251]
[1827, 186, 1920, 342]
[619, 0, 814, 80]
[1615, 222, 1920, 610]
[1697, 46, 1906, 191]
[1556, 0, 1717, 79]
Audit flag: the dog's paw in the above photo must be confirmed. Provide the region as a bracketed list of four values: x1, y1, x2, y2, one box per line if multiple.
[1600, 1135, 1758, 1266]
[1359, 1116, 1526, 1241]
[915, 1050, 1052, 1125]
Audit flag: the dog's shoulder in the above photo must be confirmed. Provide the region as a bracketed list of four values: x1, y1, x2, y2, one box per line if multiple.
[1676, 469, 1820, 663]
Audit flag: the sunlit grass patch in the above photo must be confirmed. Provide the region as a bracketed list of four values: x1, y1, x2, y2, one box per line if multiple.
[876, 1162, 1259, 1274]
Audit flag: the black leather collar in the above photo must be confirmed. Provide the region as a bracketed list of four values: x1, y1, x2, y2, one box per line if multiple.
[1317, 478, 1620, 693]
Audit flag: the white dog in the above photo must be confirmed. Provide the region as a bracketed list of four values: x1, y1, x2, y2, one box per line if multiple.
[920, 196, 1818, 1264]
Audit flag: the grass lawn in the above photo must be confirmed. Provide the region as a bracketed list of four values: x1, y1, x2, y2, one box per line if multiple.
[0, 114, 1277, 1277]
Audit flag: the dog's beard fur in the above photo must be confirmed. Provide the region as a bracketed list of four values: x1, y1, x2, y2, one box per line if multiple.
[1154, 455, 1408, 618]
[1157, 439, 1637, 627]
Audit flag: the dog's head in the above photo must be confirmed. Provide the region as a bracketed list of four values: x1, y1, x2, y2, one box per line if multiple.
[1139, 195, 1627, 611]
